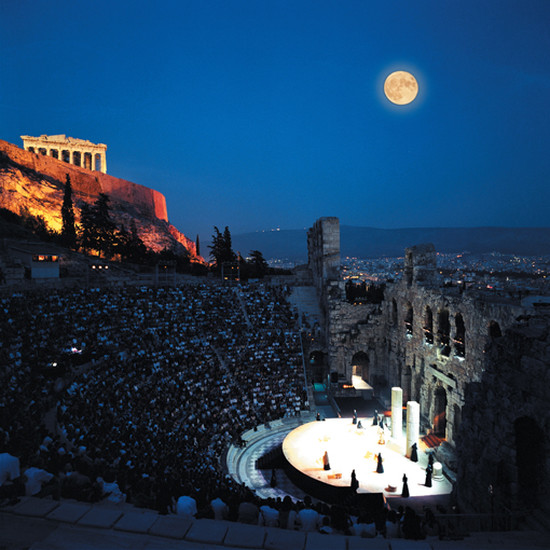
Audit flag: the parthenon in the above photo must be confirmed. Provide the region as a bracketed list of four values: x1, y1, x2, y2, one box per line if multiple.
[20, 134, 107, 173]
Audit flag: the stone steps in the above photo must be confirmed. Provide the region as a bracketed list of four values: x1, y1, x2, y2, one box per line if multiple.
[3, 497, 549, 549]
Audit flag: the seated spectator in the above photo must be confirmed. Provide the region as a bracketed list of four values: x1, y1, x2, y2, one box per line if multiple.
[238, 496, 259, 525]
[176, 484, 197, 518]
[296, 496, 320, 532]
[23, 467, 53, 497]
[402, 506, 424, 540]
[98, 471, 126, 504]
[422, 507, 440, 538]
[278, 496, 296, 530]
[319, 516, 333, 534]
[210, 494, 229, 520]
[259, 498, 279, 527]
[351, 512, 377, 538]
[330, 504, 352, 535]
[385, 509, 400, 538]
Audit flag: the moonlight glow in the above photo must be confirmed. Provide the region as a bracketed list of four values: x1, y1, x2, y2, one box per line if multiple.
[384, 71, 419, 105]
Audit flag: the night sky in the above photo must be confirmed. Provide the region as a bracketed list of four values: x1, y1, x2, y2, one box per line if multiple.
[1, 1, 549, 243]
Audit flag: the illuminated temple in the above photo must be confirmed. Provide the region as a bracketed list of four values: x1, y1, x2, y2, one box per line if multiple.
[21, 134, 107, 173]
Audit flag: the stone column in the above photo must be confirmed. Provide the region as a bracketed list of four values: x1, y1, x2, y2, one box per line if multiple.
[391, 387, 403, 439]
[406, 401, 420, 458]
[101, 153, 107, 174]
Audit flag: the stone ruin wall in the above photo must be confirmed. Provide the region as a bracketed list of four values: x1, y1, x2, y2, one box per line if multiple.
[381, 279, 526, 445]
[306, 218, 550, 510]
[307, 217, 340, 296]
[456, 315, 550, 511]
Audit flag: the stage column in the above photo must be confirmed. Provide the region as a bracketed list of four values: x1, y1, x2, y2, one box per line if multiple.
[391, 387, 403, 439]
[406, 401, 420, 458]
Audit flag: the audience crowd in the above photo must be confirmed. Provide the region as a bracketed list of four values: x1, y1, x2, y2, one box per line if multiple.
[1, 281, 439, 539]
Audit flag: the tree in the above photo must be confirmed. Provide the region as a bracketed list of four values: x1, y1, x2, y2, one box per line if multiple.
[77, 193, 117, 257]
[208, 225, 236, 268]
[126, 219, 148, 261]
[61, 174, 76, 249]
[93, 193, 117, 258]
[222, 226, 236, 263]
[78, 203, 96, 252]
[248, 250, 268, 278]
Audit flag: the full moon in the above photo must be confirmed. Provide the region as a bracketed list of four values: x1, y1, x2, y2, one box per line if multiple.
[384, 71, 418, 105]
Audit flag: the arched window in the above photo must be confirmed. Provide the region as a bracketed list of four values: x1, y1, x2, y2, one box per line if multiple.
[404, 302, 413, 335]
[489, 321, 502, 339]
[437, 309, 451, 356]
[424, 306, 434, 344]
[433, 387, 447, 437]
[454, 313, 465, 357]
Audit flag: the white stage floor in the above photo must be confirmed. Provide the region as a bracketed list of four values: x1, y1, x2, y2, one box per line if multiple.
[282, 418, 452, 500]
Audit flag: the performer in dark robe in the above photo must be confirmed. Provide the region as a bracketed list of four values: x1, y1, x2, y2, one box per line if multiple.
[350, 469, 359, 492]
[352, 409, 357, 425]
[323, 451, 330, 471]
[376, 453, 384, 473]
[410, 443, 418, 462]
[372, 409, 379, 426]
[402, 473, 410, 498]
[425, 464, 433, 487]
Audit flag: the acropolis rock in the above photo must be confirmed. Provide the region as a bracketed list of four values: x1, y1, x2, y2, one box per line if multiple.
[0, 138, 199, 259]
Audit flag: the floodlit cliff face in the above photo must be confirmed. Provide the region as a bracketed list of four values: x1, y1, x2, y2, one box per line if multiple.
[0, 139, 200, 259]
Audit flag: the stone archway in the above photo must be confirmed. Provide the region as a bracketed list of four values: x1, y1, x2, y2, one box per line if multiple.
[433, 386, 447, 437]
[514, 416, 544, 505]
[489, 321, 502, 339]
[351, 351, 369, 383]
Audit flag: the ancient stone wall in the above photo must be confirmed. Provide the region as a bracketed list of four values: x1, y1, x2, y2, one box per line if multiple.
[307, 215, 549, 511]
[307, 218, 531, 444]
[456, 314, 550, 511]
[307, 217, 340, 291]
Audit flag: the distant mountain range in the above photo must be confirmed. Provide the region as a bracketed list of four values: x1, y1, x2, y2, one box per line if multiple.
[232, 226, 550, 262]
